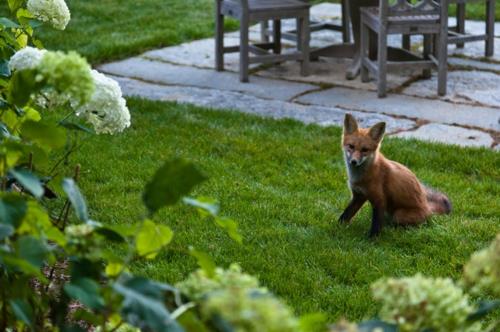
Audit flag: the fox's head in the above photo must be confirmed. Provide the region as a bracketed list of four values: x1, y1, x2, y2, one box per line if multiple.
[342, 114, 386, 168]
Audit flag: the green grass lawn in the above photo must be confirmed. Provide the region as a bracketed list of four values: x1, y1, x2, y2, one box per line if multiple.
[71, 98, 500, 321]
[2, 0, 493, 65]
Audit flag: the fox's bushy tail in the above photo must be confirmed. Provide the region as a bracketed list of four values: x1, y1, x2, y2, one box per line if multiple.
[425, 186, 452, 215]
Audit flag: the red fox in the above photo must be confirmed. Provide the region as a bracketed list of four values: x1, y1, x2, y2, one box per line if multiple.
[339, 114, 452, 237]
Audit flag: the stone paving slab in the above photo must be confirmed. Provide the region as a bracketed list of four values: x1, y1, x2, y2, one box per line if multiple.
[98, 57, 317, 102]
[111, 75, 416, 133]
[402, 70, 500, 108]
[296, 87, 500, 132]
[394, 123, 494, 148]
[257, 57, 415, 92]
[448, 57, 500, 73]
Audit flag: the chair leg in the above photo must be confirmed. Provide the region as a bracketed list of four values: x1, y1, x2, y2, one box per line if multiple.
[486, 0, 495, 57]
[360, 22, 369, 83]
[422, 34, 432, 79]
[296, 18, 303, 52]
[341, 0, 351, 43]
[215, 0, 224, 71]
[261, 21, 270, 43]
[402, 35, 411, 51]
[240, 15, 250, 83]
[437, 31, 448, 96]
[299, 14, 310, 76]
[456, 3, 465, 49]
[273, 20, 282, 54]
[377, 28, 387, 98]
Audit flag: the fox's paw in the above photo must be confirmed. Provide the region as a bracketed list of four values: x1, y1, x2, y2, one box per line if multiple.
[368, 227, 382, 238]
[338, 213, 351, 224]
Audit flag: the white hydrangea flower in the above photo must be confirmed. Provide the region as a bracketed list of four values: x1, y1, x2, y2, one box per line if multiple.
[8, 47, 46, 72]
[74, 70, 131, 135]
[27, 0, 71, 30]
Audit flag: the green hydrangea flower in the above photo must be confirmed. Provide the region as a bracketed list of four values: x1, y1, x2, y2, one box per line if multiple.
[463, 233, 500, 297]
[178, 264, 299, 331]
[38, 51, 94, 105]
[176, 263, 262, 300]
[202, 287, 299, 332]
[372, 274, 477, 332]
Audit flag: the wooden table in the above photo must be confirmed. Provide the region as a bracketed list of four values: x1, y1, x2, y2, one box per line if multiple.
[309, 0, 419, 79]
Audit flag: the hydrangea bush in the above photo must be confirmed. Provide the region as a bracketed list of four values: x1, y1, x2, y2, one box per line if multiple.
[463, 234, 500, 297]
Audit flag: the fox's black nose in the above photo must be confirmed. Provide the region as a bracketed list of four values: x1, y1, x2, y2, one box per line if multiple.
[350, 160, 358, 166]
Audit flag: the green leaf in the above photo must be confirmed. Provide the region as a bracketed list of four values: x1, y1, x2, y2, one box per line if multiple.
[18, 201, 66, 247]
[0, 59, 10, 77]
[59, 120, 93, 133]
[467, 300, 500, 322]
[298, 313, 328, 332]
[9, 299, 33, 327]
[8, 70, 41, 106]
[21, 120, 67, 151]
[7, 0, 23, 12]
[0, 255, 46, 280]
[113, 277, 183, 332]
[0, 224, 14, 240]
[17, 235, 48, 268]
[0, 122, 12, 140]
[143, 159, 206, 215]
[183, 196, 219, 216]
[9, 169, 44, 198]
[136, 220, 173, 259]
[64, 278, 105, 310]
[0, 17, 20, 28]
[95, 226, 125, 243]
[358, 320, 398, 332]
[0, 194, 27, 228]
[215, 217, 242, 244]
[189, 247, 216, 278]
[62, 178, 88, 222]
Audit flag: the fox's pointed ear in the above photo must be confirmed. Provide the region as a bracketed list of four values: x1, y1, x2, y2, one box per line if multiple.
[344, 113, 358, 134]
[369, 122, 386, 142]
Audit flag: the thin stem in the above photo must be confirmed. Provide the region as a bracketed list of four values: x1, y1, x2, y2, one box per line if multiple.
[1, 283, 7, 332]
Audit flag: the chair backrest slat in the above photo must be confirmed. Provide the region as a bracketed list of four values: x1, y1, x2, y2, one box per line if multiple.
[380, 0, 440, 18]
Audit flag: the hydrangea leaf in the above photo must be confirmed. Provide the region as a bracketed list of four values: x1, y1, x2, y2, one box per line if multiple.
[20, 120, 66, 151]
[135, 219, 173, 259]
[62, 178, 88, 222]
[16, 235, 49, 268]
[64, 278, 105, 310]
[9, 299, 33, 327]
[113, 277, 183, 332]
[189, 247, 216, 278]
[0, 194, 27, 228]
[9, 168, 44, 198]
[143, 159, 206, 215]
[215, 217, 242, 244]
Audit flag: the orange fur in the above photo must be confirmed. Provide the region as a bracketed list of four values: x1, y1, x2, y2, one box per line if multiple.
[339, 114, 451, 237]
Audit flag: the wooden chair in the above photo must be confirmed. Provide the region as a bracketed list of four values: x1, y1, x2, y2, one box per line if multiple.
[215, 0, 310, 82]
[260, 0, 352, 44]
[447, 0, 495, 56]
[360, 0, 448, 97]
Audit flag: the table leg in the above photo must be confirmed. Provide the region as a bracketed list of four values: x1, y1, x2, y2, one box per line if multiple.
[346, 0, 378, 80]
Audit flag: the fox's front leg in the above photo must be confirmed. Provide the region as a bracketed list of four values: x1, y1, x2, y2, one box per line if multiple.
[369, 204, 385, 238]
[339, 192, 367, 224]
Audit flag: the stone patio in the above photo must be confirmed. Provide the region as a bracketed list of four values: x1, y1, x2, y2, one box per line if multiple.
[98, 3, 500, 149]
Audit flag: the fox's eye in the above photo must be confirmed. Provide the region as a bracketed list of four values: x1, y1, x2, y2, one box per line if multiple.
[361, 147, 369, 153]
[347, 144, 354, 150]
